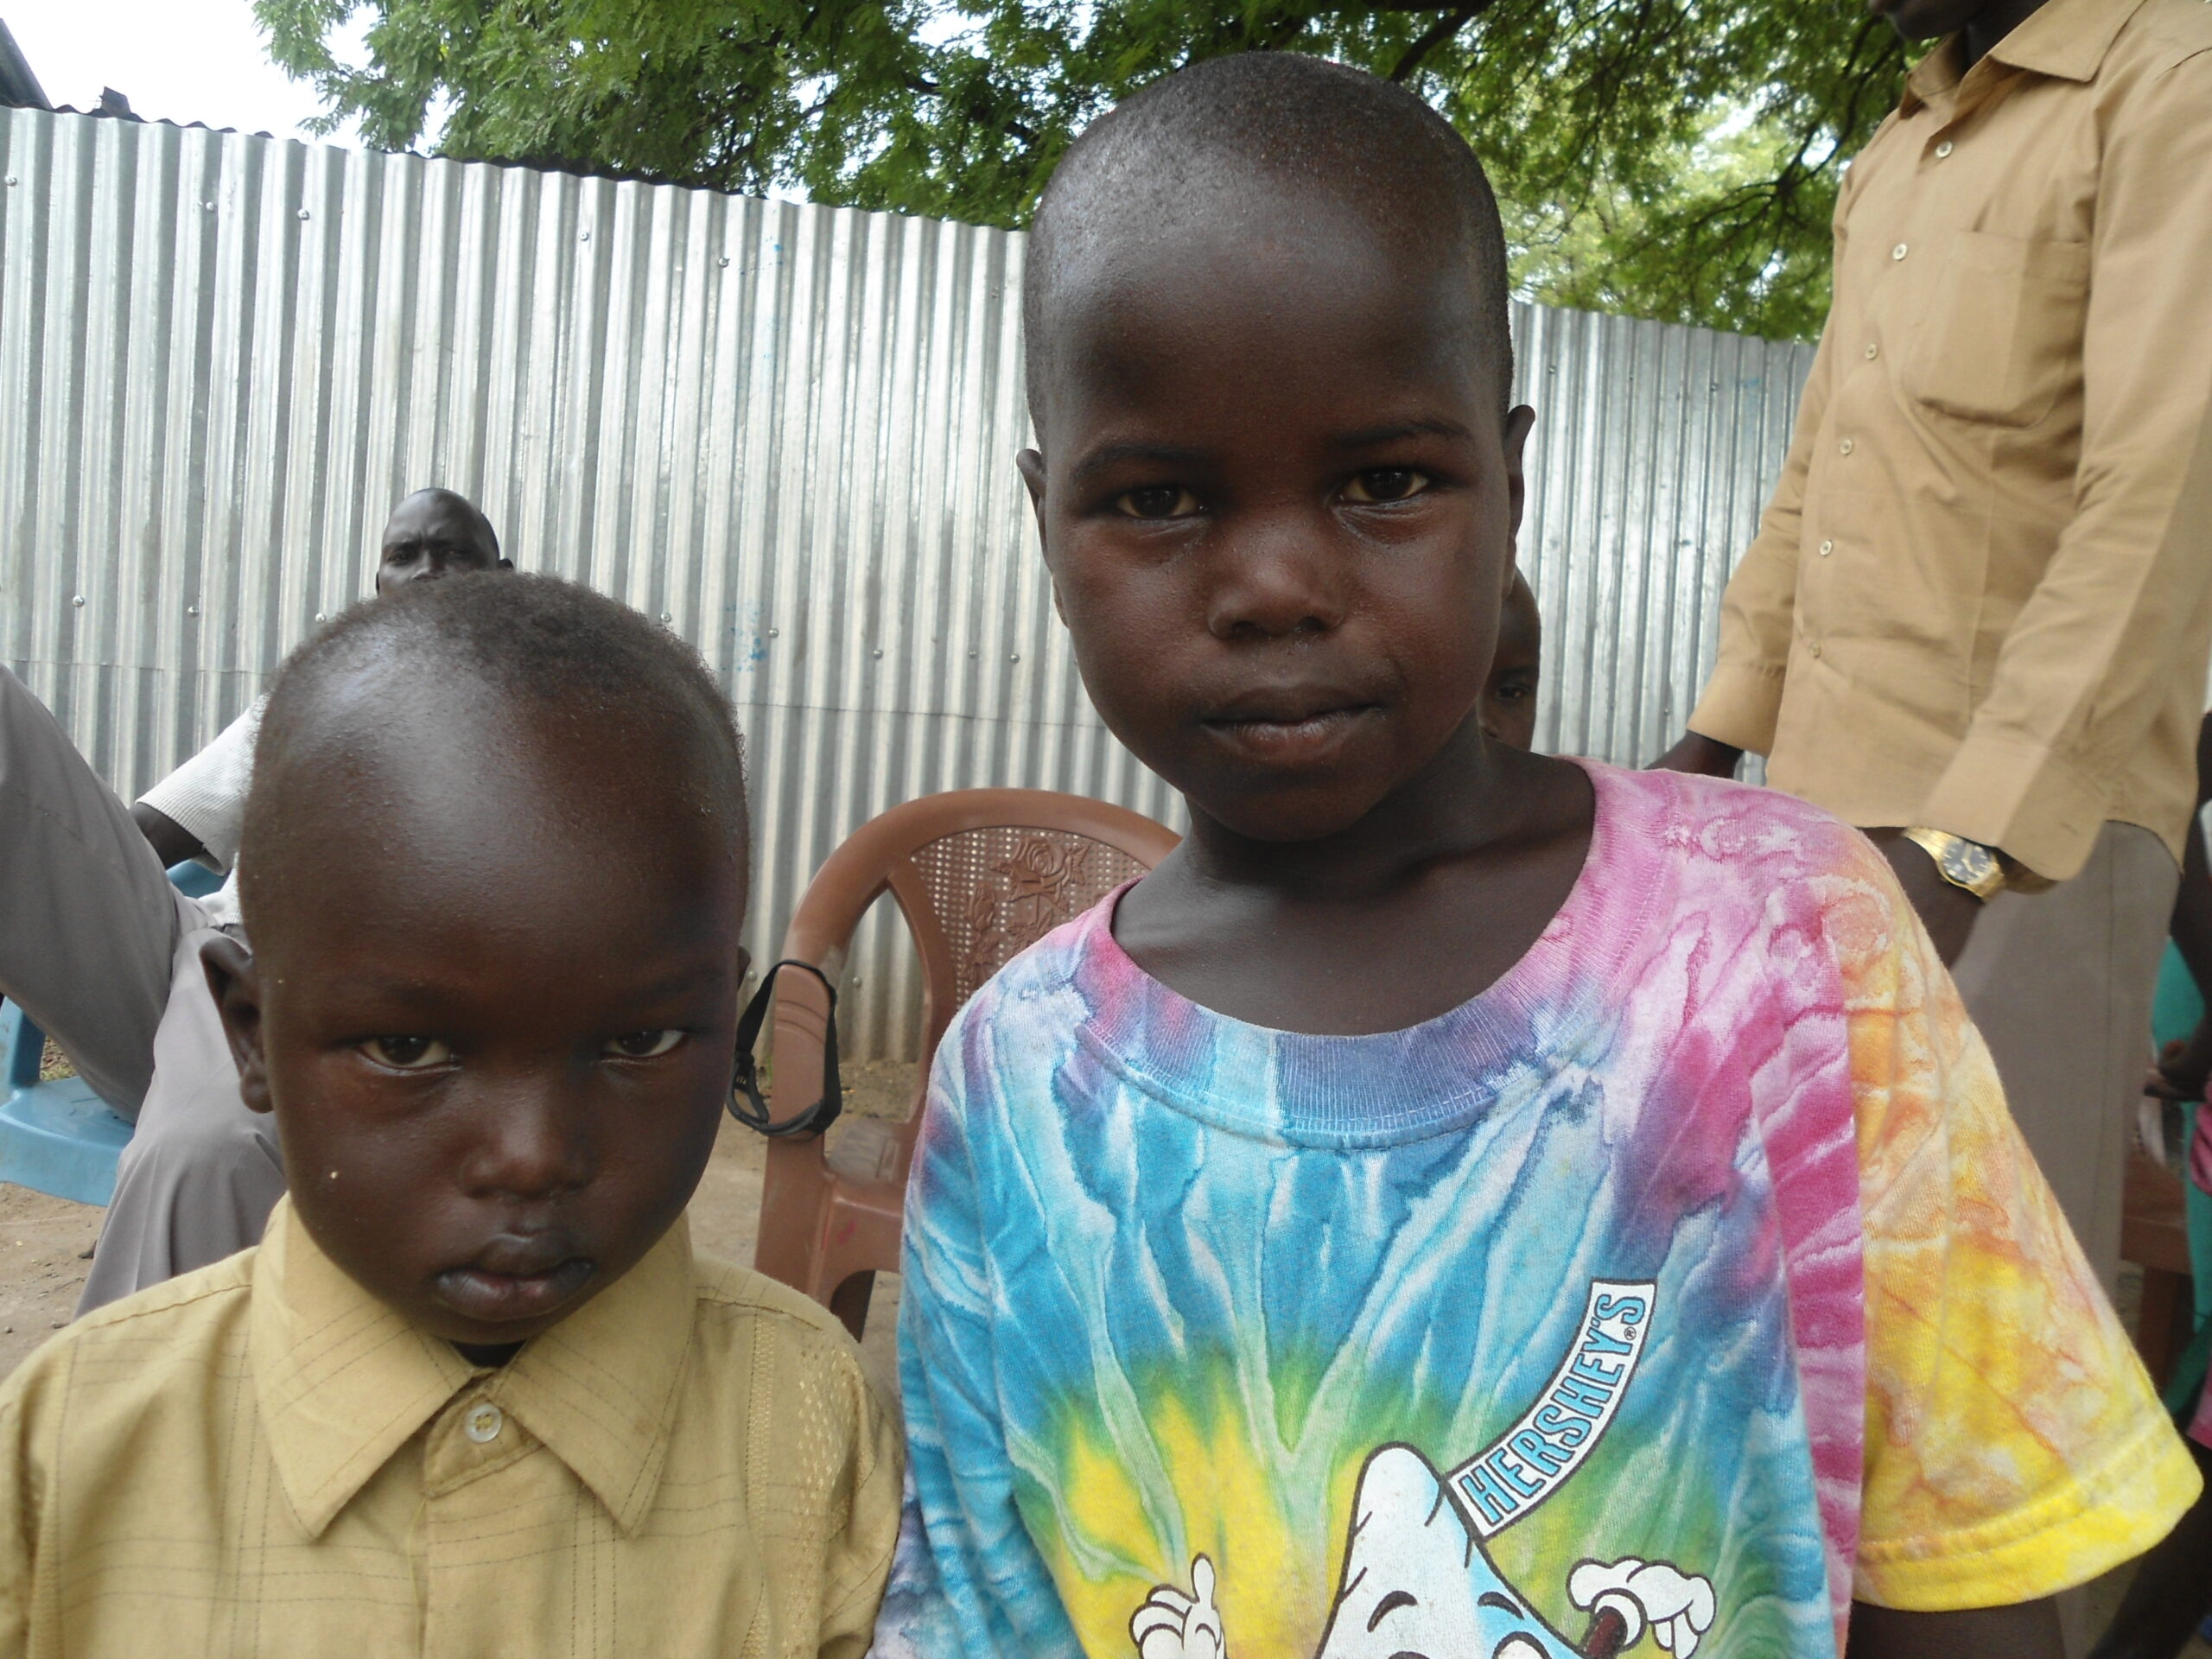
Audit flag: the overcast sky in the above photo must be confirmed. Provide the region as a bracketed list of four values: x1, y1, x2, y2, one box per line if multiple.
[6, 1, 369, 146]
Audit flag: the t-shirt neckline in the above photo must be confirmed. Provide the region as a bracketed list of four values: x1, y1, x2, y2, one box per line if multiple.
[1071, 758, 1662, 1148]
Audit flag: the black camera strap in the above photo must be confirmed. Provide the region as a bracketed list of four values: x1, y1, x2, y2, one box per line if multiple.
[728, 959, 844, 1140]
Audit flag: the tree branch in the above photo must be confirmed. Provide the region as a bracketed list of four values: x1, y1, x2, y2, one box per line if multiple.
[1389, 0, 1495, 81]
[901, 72, 1037, 143]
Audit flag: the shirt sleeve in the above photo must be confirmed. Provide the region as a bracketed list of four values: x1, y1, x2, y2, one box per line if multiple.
[1916, 50, 2212, 880]
[1847, 835, 2201, 1609]
[0, 1388, 27, 1659]
[137, 695, 266, 872]
[1688, 172, 1856, 756]
[867, 1027, 1085, 1659]
[817, 1344, 908, 1659]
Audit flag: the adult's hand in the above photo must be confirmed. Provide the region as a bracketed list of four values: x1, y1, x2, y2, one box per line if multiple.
[1649, 732, 1744, 778]
[2147, 1028, 2212, 1103]
[1866, 830, 1981, 966]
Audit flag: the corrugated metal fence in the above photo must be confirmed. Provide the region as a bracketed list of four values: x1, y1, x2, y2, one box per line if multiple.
[0, 107, 1814, 1059]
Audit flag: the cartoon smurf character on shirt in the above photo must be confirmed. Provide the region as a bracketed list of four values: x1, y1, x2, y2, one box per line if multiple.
[1128, 1282, 1716, 1659]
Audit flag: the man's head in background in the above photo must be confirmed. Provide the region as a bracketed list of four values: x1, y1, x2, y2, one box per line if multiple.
[1866, 0, 2045, 46]
[374, 488, 508, 594]
[1479, 570, 1541, 751]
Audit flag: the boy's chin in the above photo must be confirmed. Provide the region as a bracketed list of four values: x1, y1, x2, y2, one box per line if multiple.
[1191, 778, 1399, 845]
[406, 1283, 600, 1351]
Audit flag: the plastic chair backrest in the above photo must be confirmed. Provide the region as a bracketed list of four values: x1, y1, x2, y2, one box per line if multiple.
[752, 789, 1177, 1329]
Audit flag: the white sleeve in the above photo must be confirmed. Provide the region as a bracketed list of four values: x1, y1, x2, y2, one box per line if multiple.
[137, 695, 265, 872]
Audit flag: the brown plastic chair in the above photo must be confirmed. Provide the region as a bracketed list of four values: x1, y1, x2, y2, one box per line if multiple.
[751, 788, 1179, 1337]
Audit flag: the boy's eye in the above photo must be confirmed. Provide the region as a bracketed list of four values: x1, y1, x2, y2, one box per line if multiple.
[1342, 468, 1431, 504]
[1112, 486, 1201, 520]
[605, 1029, 684, 1059]
[362, 1035, 452, 1070]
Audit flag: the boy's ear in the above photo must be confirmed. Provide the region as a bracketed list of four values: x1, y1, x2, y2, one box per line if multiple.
[1503, 404, 1536, 547]
[200, 937, 275, 1116]
[1017, 450, 1070, 623]
[1016, 448, 1049, 543]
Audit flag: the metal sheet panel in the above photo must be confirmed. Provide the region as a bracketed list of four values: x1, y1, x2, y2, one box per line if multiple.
[1512, 306, 1813, 776]
[0, 108, 1811, 1058]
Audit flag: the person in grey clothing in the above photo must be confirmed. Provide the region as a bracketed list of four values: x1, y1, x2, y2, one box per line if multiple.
[0, 488, 506, 1313]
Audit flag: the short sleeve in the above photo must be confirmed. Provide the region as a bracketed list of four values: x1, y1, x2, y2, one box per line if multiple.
[816, 1347, 907, 1659]
[868, 1007, 1087, 1658]
[137, 696, 264, 871]
[1846, 842, 2202, 1609]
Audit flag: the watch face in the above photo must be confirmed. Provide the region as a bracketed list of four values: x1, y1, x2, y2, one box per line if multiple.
[1942, 841, 1998, 887]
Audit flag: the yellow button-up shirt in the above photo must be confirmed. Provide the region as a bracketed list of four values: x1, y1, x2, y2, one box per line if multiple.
[1689, 0, 2212, 880]
[0, 1201, 902, 1658]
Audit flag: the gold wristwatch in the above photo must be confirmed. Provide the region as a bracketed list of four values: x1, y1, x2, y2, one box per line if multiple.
[1899, 827, 2007, 902]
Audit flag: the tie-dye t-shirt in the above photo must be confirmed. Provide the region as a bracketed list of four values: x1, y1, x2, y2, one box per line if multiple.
[873, 764, 2196, 1659]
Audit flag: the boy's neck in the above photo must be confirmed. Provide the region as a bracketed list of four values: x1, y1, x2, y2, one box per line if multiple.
[454, 1339, 525, 1368]
[1178, 719, 1547, 901]
[1116, 723, 1596, 1035]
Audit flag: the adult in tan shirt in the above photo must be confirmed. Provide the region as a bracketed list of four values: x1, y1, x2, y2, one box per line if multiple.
[1658, 0, 2212, 1301]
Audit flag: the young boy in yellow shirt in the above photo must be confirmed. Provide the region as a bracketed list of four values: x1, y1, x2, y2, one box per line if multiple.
[0, 574, 901, 1657]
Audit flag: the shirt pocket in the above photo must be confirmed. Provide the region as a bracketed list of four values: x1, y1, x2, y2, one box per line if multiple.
[1904, 231, 2089, 428]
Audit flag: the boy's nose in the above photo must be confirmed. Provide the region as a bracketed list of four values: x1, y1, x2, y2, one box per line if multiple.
[1204, 516, 1349, 641]
[458, 1083, 595, 1199]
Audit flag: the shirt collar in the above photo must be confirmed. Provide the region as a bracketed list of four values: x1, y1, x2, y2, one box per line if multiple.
[250, 1199, 699, 1538]
[1901, 0, 2144, 111]
[1986, 0, 2145, 80]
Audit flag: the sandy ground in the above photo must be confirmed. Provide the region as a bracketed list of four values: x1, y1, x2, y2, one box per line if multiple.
[3, 1058, 2208, 1649]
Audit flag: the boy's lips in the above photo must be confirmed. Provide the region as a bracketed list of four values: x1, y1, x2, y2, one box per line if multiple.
[1201, 701, 1380, 764]
[435, 1240, 595, 1324]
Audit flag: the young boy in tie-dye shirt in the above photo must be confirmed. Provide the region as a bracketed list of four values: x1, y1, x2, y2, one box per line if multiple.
[872, 54, 2198, 1659]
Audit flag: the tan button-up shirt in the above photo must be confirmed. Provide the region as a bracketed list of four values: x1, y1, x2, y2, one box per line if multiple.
[1688, 0, 2212, 880]
[0, 1201, 903, 1658]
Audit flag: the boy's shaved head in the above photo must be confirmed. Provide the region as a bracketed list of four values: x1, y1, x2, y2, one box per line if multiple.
[1025, 53, 1515, 426]
[242, 573, 746, 930]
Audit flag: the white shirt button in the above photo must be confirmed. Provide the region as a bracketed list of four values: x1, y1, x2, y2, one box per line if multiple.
[1935, 140, 1954, 158]
[1840, 437, 1855, 456]
[1891, 242, 1909, 261]
[1809, 641, 1824, 659]
[464, 1402, 504, 1443]
[1864, 342, 1879, 360]
[1819, 539, 1834, 556]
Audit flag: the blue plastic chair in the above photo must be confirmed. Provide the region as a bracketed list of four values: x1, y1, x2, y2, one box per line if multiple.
[0, 1002, 131, 1205]
[0, 861, 221, 1205]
